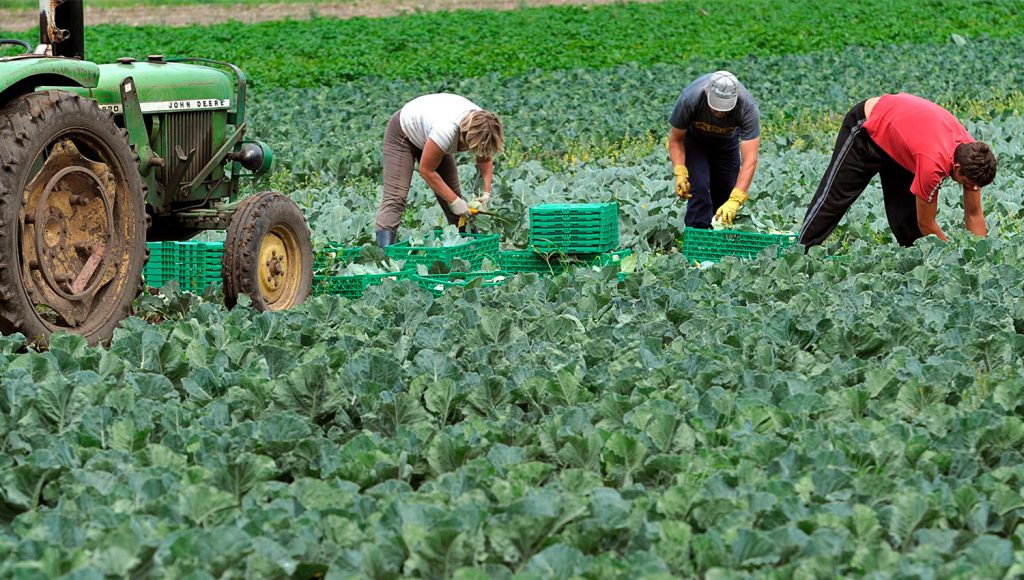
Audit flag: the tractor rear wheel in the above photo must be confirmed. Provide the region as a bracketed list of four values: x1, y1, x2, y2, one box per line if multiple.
[222, 191, 313, 311]
[0, 91, 147, 345]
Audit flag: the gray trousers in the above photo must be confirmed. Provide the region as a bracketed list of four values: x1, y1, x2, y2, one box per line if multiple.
[375, 111, 463, 233]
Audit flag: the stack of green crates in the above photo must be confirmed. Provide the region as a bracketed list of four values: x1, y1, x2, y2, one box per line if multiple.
[144, 243, 176, 287]
[529, 203, 619, 253]
[681, 228, 798, 263]
[144, 241, 223, 291]
[386, 232, 500, 269]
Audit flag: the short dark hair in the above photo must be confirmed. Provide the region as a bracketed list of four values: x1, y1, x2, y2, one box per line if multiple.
[954, 142, 997, 187]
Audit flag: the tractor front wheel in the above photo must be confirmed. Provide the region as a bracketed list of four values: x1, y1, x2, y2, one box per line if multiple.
[0, 91, 147, 345]
[222, 191, 313, 311]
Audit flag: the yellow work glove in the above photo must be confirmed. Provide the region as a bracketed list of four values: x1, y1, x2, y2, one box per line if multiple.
[458, 206, 483, 228]
[673, 165, 691, 200]
[714, 188, 749, 225]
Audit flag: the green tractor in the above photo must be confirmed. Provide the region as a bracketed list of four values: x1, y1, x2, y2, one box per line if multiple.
[0, 0, 314, 345]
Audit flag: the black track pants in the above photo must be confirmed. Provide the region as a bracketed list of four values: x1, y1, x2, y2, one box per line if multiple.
[798, 100, 923, 248]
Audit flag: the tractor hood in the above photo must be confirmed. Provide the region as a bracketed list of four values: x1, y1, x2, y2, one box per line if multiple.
[0, 56, 100, 93]
[85, 60, 234, 114]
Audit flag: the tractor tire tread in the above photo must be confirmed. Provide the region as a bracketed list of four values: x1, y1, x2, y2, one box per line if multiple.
[222, 191, 312, 311]
[0, 90, 147, 345]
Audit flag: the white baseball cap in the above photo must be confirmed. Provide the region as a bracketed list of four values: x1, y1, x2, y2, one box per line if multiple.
[705, 71, 740, 112]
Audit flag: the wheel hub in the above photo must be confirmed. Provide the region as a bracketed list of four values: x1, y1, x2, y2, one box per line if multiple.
[21, 140, 119, 327]
[261, 239, 287, 294]
[257, 225, 302, 310]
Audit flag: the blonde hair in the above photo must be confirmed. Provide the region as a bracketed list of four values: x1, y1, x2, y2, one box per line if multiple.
[459, 110, 504, 158]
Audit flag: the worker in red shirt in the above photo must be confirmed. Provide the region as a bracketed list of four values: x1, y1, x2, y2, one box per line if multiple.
[798, 93, 997, 247]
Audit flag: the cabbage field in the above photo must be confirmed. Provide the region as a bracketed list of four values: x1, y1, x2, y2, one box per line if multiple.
[2, 0, 1024, 577]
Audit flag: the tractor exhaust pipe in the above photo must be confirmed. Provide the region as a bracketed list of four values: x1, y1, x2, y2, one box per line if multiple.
[39, 0, 84, 59]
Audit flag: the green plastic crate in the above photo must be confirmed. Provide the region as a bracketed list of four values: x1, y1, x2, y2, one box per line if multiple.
[146, 246, 174, 261]
[143, 242, 178, 287]
[499, 248, 633, 275]
[176, 242, 220, 285]
[529, 203, 619, 253]
[386, 233, 499, 269]
[530, 216, 612, 227]
[530, 226, 617, 239]
[178, 242, 220, 291]
[591, 248, 633, 267]
[592, 249, 633, 282]
[313, 271, 409, 299]
[146, 241, 223, 259]
[144, 241, 223, 290]
[498, 250, 569, 275]
[528, 237, 618, 254]
[530, 215, 613, 226]
[530, 202, 618, 217]
[681, 228, 798, 263]
[179, 272, 222, 291]
[314, 243, 365, 274]
[410, 271, 509, 297]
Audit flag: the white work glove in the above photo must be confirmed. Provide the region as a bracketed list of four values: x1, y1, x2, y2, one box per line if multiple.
[448, 197, 471, 217]
[475, 192, 491, 211]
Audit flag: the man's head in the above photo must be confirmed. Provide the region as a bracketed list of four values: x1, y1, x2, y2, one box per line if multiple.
[705, 71, 739, 118]
[459, 110, 504, 159]
[952, 142, 997, 191]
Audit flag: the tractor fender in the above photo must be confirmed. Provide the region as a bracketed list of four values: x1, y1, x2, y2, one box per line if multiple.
[0, 57, 100, 106]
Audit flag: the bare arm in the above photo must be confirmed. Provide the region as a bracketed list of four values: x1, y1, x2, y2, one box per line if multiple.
[668, 127, 687, 167]
[419, 139, 459, 203]
[736, 137, 760, 193]
[916, 198, 948, 242]
[476, 156, 494, 193]
[963, 187, 987, 237]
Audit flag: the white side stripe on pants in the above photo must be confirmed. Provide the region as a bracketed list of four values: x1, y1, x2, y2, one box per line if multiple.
[799, 119, 866, 245]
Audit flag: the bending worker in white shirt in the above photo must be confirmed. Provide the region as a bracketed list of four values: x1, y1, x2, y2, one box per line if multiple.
[375, 93, 504, 247]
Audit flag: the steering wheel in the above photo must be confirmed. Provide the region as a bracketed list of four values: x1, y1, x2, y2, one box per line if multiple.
[0, 39, 32, 54]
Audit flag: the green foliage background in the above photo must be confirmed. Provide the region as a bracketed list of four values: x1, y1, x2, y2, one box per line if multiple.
[2, 0, 1024, 577]
[4, 0, 1024, 85]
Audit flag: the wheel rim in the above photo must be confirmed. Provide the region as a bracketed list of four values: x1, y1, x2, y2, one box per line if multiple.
[257, 224, 302, 310]
[20, 135, 135, 332]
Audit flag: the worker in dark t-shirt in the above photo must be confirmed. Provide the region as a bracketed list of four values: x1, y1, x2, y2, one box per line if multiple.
[799, 93, 997, 247]
[668, 71, 762, 227]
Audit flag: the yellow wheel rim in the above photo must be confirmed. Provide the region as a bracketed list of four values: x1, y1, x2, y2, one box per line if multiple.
[257, 224, 302, 310]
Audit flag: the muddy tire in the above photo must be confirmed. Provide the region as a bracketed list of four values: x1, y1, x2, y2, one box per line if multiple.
[222, 191, 312, 311]
[0, 91, 147, 346]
